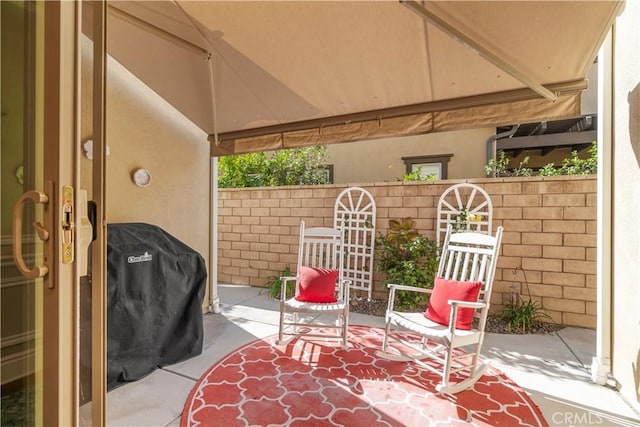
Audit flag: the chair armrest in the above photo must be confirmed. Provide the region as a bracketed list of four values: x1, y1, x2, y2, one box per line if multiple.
[449, 300, 486, 309]
[340, 279, 352, 302]
[386, 283, 434, 314]
[447, 300, 487, 332]
[279, 276, 298, 300]
[387, 283, 434, 294]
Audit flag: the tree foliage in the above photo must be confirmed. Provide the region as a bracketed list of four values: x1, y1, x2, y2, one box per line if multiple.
[218, 146, 330, 188]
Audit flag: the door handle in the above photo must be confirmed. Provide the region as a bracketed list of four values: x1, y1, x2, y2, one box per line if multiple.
[13, 190, 50, 279]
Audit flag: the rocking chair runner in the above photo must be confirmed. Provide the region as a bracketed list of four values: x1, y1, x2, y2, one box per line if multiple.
[377, 226, 503, 394]
[278, 221, 351, 349]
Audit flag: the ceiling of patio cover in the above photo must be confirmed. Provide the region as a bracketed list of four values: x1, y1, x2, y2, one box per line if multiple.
[103, 1, 622, 155]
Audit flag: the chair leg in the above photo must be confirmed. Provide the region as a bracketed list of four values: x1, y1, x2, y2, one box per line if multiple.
[278, 301, 286, 344]
[381, 320, 391, 352]
[341, 312, 349, 350]
[440, 350, 453, 391]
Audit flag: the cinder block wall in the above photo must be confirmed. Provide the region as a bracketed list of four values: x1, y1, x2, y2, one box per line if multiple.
[218, 175, 596, 328]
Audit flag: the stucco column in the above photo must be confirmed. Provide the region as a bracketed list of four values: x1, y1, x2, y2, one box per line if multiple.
[591, 30, 613, 386]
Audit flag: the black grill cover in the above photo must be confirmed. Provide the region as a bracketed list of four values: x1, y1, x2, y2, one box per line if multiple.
[107, 223, 207, 390]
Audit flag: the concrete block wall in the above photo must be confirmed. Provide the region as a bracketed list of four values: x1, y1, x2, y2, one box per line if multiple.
[218, 175, 596, 328]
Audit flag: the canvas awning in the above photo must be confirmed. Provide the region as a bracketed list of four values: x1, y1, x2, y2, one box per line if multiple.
[102, 1, 623, 155]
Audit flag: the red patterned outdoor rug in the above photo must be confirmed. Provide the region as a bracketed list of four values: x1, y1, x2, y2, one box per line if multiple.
[181, 325, 548, 426]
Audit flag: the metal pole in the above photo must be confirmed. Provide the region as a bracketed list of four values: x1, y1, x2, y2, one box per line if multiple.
[402, 0, 557, 102]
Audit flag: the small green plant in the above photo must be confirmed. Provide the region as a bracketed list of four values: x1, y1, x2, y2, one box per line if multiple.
[264, 265, 293, 300]
[402, 166, 437, 182]
[375, 218, 440, 310]
[485, 151, 532, 177]
[499, 268, 552, 333]
[500, 295, 551, 333]
[560, 141, 598, 175]
[537, 163, 561, 176]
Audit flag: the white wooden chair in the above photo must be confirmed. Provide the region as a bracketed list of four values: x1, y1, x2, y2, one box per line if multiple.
[377, 225, 503, 394]
[278, 221, 351, 349]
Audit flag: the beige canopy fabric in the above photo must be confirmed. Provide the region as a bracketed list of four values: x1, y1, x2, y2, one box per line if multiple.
[103, 1, 622, 155]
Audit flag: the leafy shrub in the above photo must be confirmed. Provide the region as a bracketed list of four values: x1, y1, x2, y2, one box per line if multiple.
[486, 141, 597, 177]
[540, 141, 597, 176]
[375, 218, 440, 310]
[218, 146, 329, 188]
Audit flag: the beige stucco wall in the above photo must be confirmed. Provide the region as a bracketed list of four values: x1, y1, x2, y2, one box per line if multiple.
[612, 1, 640, 411]
[327, 128, 494, 183]
[80, 37, 211, 306]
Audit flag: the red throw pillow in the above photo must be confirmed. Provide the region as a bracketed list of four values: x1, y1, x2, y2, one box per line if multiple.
[295, 267, 339, 303]
[424, 277, 482, 330]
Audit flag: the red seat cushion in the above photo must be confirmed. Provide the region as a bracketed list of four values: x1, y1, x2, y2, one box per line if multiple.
[295, 267, 339, 303]
[424, 277, 482, 330]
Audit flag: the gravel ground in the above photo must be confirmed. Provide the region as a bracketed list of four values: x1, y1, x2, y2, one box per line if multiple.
[349, 298, 564, 335]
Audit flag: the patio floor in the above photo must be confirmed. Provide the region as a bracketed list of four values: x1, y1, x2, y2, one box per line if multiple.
[98, 284, 640, 427]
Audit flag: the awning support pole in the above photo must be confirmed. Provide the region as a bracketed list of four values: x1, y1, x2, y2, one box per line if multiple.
[171, 0, 222, 313]
[401, 0, 558, 103]
[207, 53, 221, 314]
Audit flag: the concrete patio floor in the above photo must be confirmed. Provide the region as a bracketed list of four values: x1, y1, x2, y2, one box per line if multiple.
[100, 284, 640, 427]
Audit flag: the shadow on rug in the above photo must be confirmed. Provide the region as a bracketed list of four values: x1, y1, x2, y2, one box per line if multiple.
[181, 325, 548, 426]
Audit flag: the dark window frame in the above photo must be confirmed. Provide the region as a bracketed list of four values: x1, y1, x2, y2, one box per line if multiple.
[402, 154, 453, 179]
[324, 164, 334, 183]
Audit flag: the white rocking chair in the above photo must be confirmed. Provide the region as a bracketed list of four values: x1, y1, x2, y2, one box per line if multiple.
[377, 226, 503, 394]
[278, 221, 351, 349]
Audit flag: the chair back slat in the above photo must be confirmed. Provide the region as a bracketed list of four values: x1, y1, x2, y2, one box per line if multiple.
[445, 251, 455, 278]
[469, 252, 480, 281]
[478, 255, 488, 283]
[460, 251, 471, 280]
[452, 251, 463, 279]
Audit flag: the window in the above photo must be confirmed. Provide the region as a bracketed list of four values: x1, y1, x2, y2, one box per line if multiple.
[402, 154, 453, 180]
[324, 165, 334, 184]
